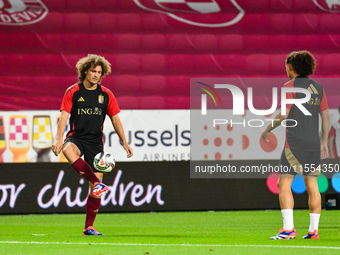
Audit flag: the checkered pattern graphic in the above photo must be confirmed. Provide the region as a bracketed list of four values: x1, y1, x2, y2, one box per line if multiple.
[9, 116, 30, 149]
[0, 116, 6, 163]
[33, 116, 52, 149]
[155, 0, 220, 13]
[0, 116, 5, 150]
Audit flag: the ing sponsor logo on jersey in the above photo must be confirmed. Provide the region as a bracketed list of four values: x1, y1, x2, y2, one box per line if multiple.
[78, 97, 85, 102]
[314, 0, 340, 12]
[0, 0, 48, 26]
[133, 0, 244, 27]
[77, 108, 103, 115]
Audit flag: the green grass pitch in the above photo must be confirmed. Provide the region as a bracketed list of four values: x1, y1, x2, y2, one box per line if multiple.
[0, 210, 339, 255]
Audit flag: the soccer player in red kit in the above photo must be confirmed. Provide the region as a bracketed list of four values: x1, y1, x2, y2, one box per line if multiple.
[52, 54, 133, 236]
[262, 51, 330, 240]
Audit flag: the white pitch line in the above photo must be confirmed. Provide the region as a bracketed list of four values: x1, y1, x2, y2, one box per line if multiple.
[0, 241, 340, 250]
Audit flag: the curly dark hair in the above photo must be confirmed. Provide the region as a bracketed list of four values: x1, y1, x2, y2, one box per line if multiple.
[286, 51, 316, 76]
[76, 54, 111, 82]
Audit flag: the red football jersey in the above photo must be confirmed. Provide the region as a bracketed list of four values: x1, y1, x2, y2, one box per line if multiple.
[60, 82, 120, 143]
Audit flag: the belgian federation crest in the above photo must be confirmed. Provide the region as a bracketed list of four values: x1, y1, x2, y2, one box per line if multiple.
[98, 94, 104, 104]
[133, 0, 244, 27]
[0, 0, 48, 26]
[314, 0, 340, 12]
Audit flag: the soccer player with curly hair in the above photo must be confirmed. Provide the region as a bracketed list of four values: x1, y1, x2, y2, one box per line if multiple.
[52, 54, 133, 236]
[262, 51, 330, 240]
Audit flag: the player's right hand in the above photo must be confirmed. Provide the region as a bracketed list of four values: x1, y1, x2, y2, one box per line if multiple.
[51, 140, 63, 156]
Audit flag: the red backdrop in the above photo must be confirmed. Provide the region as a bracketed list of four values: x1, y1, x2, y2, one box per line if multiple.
[0, 0, 339, 110]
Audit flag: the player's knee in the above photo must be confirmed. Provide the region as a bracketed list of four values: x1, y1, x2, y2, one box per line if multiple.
[307, 186, 320, 197]
[277, 180, 290, 192]
[61, 144, 73, 159]
[305, 178, 319, 192]
[277, 179, 284, 190]
[277, 181, 286, 192]
[61, 146, 68, 156]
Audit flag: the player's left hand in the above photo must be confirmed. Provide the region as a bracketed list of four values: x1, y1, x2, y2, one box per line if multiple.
[261, 131, 270, 143]
[320, 142, 328, 160]
[123, 144, 133, 158]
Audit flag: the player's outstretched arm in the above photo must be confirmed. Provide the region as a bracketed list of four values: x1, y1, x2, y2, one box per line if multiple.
[110, 114, 133, 158]
[52, 110, 68, 156]
[320, 109, 330, 160]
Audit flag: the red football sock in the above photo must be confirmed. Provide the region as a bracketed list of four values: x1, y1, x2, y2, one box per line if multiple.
[85, 195, 101, 228]
[71, 158, 99, 185]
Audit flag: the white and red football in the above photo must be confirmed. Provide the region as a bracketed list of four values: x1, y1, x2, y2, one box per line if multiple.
[93, 152, 115, 173]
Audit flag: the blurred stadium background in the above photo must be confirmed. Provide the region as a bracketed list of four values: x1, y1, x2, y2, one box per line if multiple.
[1, 0, 340, 246]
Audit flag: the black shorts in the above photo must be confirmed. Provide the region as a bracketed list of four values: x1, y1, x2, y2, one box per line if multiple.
[64, 137, 103, 173]
[280, 148, 320, 176]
